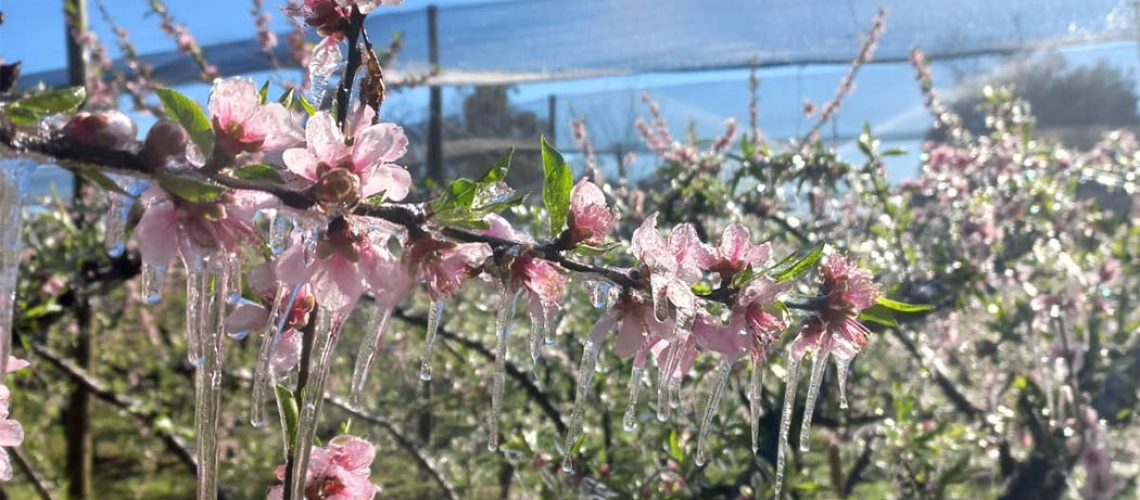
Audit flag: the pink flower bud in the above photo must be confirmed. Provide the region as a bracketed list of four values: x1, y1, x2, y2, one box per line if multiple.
[566, 179, 615, 247]
[63, 110, 137, 150]
[140, 119, 189, 169]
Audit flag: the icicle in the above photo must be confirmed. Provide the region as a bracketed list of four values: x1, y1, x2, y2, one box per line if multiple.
[695, 358, 733, 466]
[250, 283, 303, 428]
[749, 357, 764, 454]
[543, 312, 557, 346]
[268, 211, 292, 256]
[184, 256, 208, 366]
[650, 276, 669, 322]
[104, 178, 145, 257]
[193, 255, 232, 500]
[657, 307, 695, 421]
[835, 358, 851, 410]
[348, 306, 393, 409]
[527, 304, 545, 366]
[140, 264, 167, 305]
[775, 356, 802, 500]
[288, 306, 347, 500]
[0, 159, 32, 383]
[418, 300, 446, 382]
[623, 365, 644, 432]
[488, 289, 522, 452]
[561, 341, 600, 473]
[308, 36, 343, 106]
[798, 350, 829, 453]
[589, 281, 611, 310]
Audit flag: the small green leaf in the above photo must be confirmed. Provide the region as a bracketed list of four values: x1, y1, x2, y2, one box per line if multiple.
[231, 163, 284, 184]
[540, 136, 573, 235]
[275, 384, 300, 450]
[6, 87, 87, 126]
[73, 166, 130, 196]
[771, 243, 825, 283]
[574, 242, 619, 257]
[875, 297, 934, 314]
[157, 174, 226, 203]
[482, 148, 512, 184]
[258, 80, 270, 104]
[296, 94, 317, 117]
[277, 88, 295, 107]
[155, 88, 215, 159]
[668, 429, 684, 461]
[858, 304, 898, 328]
[882, 148, 908, 157]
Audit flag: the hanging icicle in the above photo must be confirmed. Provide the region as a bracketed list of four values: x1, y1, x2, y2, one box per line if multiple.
[561, 340, 600, 473]
[749, 357, 764, 454]
[835, 359, 851, 410]
[775, 356, 802, 500]
[268, 211, 293, 256]
[623, 365, 644, 432]
[308, 36, 343, 107]
[798, 349, 829, 453]
[250, 283, 304, 428]
[695, 358, 733, 466]
[0, 159, 33, 382]
[488, 288, 521, 452]
[104, 178, 146, 257]
[658, 306, 695, 421]
[189, 253, 236, 500]
[140, 264, 167, 305]
[348, 305, 393, 409]
[418, 300, 446, 382]
[288, 306, 348, 500]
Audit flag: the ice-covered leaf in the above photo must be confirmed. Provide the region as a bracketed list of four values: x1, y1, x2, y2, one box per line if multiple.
[771, 243, 825, 283]
[157, 174, 226, 203]
[231, 163, 284, 184]
[541, 136, 573, 235]
[6, 86, 86, 126]
[875, 297, 934, 313]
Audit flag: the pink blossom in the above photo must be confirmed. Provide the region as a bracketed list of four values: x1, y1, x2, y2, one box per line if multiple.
[135, 187, 277, 266]
[208, 77, 303, 158]
[788, 255, 879, 364]
[224, 263, 314, 375]
[284, 111, 410, 206]
[630, 214, 714, 316]
[275, 217, 409, 315]
[589, 294, 696, 376]
[704, 223, 771, 282]
[483, 215, 567, 328]
[269, 435, 378, 500]
[403, 235, 491, 301]
[566, 179, 615, 247]
[283, 0, 351, 36]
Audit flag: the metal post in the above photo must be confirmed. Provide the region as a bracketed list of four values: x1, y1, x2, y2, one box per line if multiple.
[427, 5, 443, 182]
[547, 94, 556, 146]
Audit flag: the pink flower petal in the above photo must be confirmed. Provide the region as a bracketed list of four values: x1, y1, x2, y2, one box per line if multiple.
[135, 196, 181, 266]
[358, 163, 411, 202]
[283, 148, 320, 181]
[208, 77, 259, 126]
[352, 123, 408, 166]
[305, 112, 349, 165]
[247, 103, 304, 151]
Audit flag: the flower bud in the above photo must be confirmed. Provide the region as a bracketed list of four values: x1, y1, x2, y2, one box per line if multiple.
[63, 110, 137, 150]
[140, 119, 189, 169]
[314, 168, 361, 206]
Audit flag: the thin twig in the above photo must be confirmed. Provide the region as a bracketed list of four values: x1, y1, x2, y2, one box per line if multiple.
[9, 447, 56, 500]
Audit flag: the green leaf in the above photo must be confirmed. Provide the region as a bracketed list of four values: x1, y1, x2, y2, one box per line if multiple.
[277, 88, 295, 107]
[155, 88, 215, 159]
[858, 304, 898, 328]
[574, 242, 620, 257]
[6, 87, 87, 126]
[429, 149, 518, 224]
[258, 80, 270, 104]
[691, 282, 712, 296]
[540, 136, 573, 235]
[231, 163, 284, 184]
[73, 166, 130, 196]
[771, 243, 825, 283]
[275, 384, 300, 450]
[668, 429, 684, 461]
[875, 297, 934, 314]
[882, 148, 908, 157]
[157, 174, 226, 203]
[296, 94, 317, 117]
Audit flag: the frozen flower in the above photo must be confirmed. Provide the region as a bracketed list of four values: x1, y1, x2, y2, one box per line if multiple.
[208, 77, 303, 158]
[789, 255, 879, 365]
[588, 294, 696, 376]
[703, 223, 771, 282]
[63, 110, 137, 150]
[275, 217, 409, 315]
[284, 0, 349, 37]
[566, 179, 615, 247]
[135, 187, 277, 267]
[224, 263, 314, 375]
[484, 215, 567, 333]
[630, 213, 714, 317]
[269, 435, 378, 500]
[403, 235, 491, 301]
[284, 111, 410, 207]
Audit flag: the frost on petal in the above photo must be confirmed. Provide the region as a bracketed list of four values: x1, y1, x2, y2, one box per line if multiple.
[305, 112, 350, 165]
[519, 258, 565, 306]
[275, 245, 317, 286]
[630, 213, 665, 259]
[587, 309, 621, 345]
[0, 419, 22, 447]
[208, 77, 260, 126]
[567, 179, 615, 246]
[718, 224, 752, 264]
[247, 103, 304, 151]
[247, 262, 278, 300]
[225, 303, 270, 335]
[315, 256, 366, 313]
[483, 214, 533, 243]
[694, 313, 747, 360]
[669, 223, 715, 282]
[135, 196, 181, 266]
[613, 313, 645, 357]
[283, 148, 320, 182]
[353, 123, 408, 167]
[271, 329, 302, 376]
[359, 247, 412, 310]
[358, 164, 411, 202]
[327, 435, 376, 473]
